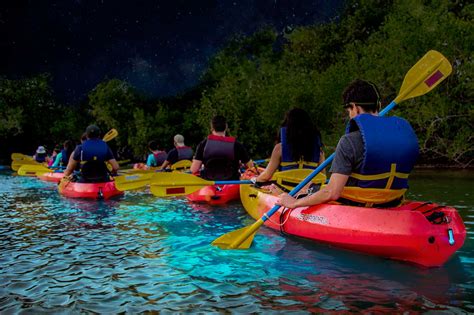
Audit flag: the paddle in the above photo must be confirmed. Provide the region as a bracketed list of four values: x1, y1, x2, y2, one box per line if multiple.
[102, 128, 118, 142]
[149, 172, 252, 197]
[212, 50, 452, 250]
[17, 164, 54, 176]
[11, 153, 33, 161]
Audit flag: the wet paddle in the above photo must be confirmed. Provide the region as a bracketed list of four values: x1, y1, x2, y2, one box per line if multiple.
[149, 172, 252, 197]
[212, 50, 453, 249]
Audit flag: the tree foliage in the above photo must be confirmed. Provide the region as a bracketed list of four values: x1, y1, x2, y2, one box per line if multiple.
[1, 0, 472, 167]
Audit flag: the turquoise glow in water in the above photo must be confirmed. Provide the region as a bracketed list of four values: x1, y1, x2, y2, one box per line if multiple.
[0, 169, 473, 313]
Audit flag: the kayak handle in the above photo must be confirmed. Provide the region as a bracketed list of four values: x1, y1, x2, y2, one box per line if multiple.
[448, 228, 455, 246]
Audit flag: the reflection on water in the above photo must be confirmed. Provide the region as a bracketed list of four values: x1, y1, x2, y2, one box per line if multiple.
[0, 169, 473, 313]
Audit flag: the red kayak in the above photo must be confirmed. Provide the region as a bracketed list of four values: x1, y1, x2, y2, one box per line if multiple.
[240, 183, 466, 267]
[187, 184, 240, 205]
[58, 180, 124, 200]
[38, 172, 65, 183]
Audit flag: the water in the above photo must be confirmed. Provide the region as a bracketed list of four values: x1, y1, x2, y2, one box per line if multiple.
[0, 169, 473, 313]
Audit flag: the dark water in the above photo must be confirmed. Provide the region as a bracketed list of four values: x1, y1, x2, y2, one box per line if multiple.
[0, 169, 473, 313]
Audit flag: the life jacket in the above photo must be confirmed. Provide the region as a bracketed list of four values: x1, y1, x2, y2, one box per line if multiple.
[152, 151, 168, 166]
[279, 127, 321, 171]
[60, 148, 72, 166]
[35, 153, 47, 163]
[202, 134, 236, 180]
[339, 114, 419, 206]
[80, 139, 110, 183]
[177, 146, 193, 161]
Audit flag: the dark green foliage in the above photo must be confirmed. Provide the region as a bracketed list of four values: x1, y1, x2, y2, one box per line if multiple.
[1, 0, 472, 167]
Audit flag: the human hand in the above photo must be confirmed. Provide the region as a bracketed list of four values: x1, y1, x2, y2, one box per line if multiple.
[276, 193, 297, 208]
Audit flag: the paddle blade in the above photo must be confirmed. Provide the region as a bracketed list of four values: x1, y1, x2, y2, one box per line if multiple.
[11, 153, 33, 161]
[170, 159, 192, 171]
[114, 173, 152, 191]
[212, 219, 264, 249]
[150, 184, 204, 197]
[396, 50, 452, 103]
[103, 128, 118, 142]
[11, 159, 41, 171]
[17, 165, 50, 176]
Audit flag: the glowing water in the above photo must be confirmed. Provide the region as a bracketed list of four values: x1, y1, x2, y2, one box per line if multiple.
[0, 169, 473, 313]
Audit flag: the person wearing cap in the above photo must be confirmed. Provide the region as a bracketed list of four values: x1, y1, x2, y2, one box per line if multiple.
[277, 79, 419, 209]
[33, 146, 50, 163]
[63, 125, 119, 182]
[190, 115, 254, 180]
[159, 134, 193, 170]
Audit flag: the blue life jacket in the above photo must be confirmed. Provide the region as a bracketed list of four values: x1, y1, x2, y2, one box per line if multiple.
[280, 127, 321, 171]
[35, 153, 47, 163]
[177, 146, 193, 161]
[79, 139, 110, 183]
[202, 135, 236, 180]
[345, 113, 419, 190]
[60, 148, 71, 166]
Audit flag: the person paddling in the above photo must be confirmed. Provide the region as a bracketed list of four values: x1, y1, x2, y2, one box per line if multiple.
[255, 107, 325, 186]
[191, 115, 254, 180]
[277, 79, 419, 209]
[33, 146, 49, 163]
[159, 134, 193, 170]
[63, 125, 119, 183]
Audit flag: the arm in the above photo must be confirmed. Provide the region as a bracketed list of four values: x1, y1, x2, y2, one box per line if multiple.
[256, 143, 281, 182]
[51, 152, 62, 168]
[107, 159, 119, 173]
[146, 154, 155, 167]
[160, 160, 171, 170]
[276, 173, 349, 208]
[190, 159, 202, 175]
[63, 154, 78, 177]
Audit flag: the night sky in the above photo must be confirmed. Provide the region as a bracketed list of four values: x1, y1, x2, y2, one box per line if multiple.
[1, 0, 344, 103]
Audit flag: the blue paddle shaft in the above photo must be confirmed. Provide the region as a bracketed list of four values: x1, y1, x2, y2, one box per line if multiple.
[261, 100, 397, 222]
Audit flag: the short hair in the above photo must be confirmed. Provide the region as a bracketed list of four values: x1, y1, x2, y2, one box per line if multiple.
[174, 134, 185, 145]
[211, 115, 227, 132]
[85, 125, 101, 139]
[342, 79, 381, 113]
[148, 140, 158, 151]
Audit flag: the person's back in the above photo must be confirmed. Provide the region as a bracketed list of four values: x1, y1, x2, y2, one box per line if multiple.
[63, 125, 119, 183]
[277, 79, 419, 209]
[191, 115, 252, 180]
[160, 134, 193, 170]
[146, 140, 167, 167]
[256, 108, 324, 184]
[34, 146, 48, 163]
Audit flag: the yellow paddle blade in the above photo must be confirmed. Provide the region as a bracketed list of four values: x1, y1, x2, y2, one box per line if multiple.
[150, 184, 205, 197]
[11, 153, 33, 161]
[170, 159, 192, 171]
[17, 164, 51, 176]
[103, 128, 118, 142]
[149, 172, 214, 197]
[395, 50, 452, 104]
[114, 173, 153, 191]
[212, 219, 264, 249]
[11, 159, 42, 171]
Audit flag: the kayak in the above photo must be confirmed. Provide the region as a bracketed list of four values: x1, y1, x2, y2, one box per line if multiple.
[38, 172, 65, 183]
[58, 180, 124, 200]
[239, 183, 466, 267]
[187, 184, 240, 205]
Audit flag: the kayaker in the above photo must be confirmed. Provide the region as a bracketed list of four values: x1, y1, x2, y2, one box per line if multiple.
[255, 107, 325, 184]
[133, 140, 168, 170]
[277, 79, 419, 209]
[191, 115, 254, 180]
[33, 146, 49, 163]
[63, 125, 119, 183]
[51, 140, 75, 168]
[48, 145, 61, 167]
[159, 134, 193, 170]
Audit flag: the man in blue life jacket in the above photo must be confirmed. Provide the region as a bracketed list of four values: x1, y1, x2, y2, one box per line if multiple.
[277, 79, 419, 208]
[191, 115, 254, 180]
[63, 125, 119, 183]
[159, 134, 193, 170]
